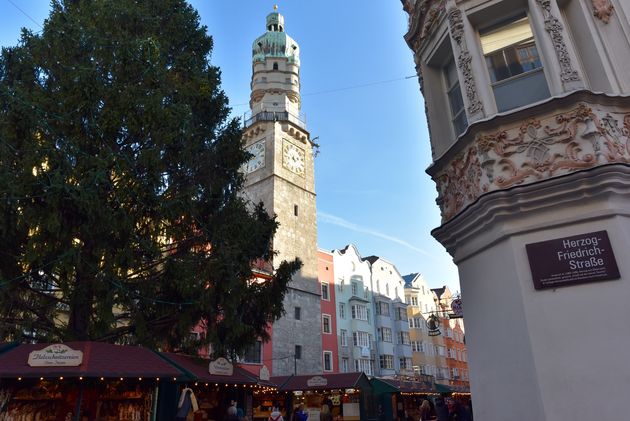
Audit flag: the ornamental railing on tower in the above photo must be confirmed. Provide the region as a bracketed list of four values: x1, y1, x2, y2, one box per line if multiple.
[243, 110, 307, 130]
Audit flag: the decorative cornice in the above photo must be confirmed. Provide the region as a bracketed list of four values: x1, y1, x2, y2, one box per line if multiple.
[535, 0, 581, 86]
[432, 164, 630, 262]
[591, 0, 614, 23]
[404, 0, 447, 52]
[429, 93, 630, 222]
[447, 7, 485, 118]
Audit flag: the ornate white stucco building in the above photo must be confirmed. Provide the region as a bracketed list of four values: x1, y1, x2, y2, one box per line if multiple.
[401, 0, 630, 420]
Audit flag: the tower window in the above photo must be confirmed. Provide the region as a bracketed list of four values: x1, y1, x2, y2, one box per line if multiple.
[273, 62, 279, 70]
[294, 205, 298, 216]
[295, 306, 301, 320]
[295, 345, 302, 359]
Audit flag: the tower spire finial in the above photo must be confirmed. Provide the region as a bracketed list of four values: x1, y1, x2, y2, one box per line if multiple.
[273, 4, 278, 11]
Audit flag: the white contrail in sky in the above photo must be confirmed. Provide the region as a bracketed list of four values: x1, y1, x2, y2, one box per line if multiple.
[318, 211, 431, 257]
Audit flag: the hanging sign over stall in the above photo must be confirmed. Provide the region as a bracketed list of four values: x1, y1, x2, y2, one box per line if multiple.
[526, 230, 620, 290]
[259, 365, 270, 381]
[306, 375, 328, 387]
[208, 357, 234, 376]
[27, 344, 83, 367]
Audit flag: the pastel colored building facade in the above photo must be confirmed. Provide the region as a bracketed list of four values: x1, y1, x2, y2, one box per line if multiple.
[401, 0, 630, 419]
[365, 256, 413, 378]
[403, 273, 444, 381]
[332, 245, 375, 375]
[318, 249, 339, 373]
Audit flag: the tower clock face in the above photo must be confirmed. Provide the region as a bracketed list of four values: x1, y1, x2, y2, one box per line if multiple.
[244, 140, 266, 174]
[282, 141, 305, 176]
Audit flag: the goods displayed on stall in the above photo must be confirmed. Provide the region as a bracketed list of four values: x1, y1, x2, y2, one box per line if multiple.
[159, 353, 274, 421]
[0, 342, 185, 421]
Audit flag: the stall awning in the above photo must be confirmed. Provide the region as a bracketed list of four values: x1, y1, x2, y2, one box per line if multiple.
[0, 342, 18, 355]
[159, 352, 260, 385]
[370, 378, 399, 394]
[0, 342, 186, 379]
[373, 378, 434, 393]
[271, 372, 372, 391]
[435, 383, 455, 393]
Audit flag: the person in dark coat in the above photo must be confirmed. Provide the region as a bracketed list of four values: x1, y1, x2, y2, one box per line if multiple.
[434, 398, 449, 421]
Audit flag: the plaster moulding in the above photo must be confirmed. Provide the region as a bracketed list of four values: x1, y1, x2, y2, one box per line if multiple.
[404, 0, 447, 53]
[592, 0, 614, 23]
[447, 7, 485, 118]
[535, 0, 581, 86]
[432, 97, 630, 222]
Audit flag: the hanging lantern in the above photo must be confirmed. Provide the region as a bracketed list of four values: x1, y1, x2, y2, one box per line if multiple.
[426, 314, 441, 336]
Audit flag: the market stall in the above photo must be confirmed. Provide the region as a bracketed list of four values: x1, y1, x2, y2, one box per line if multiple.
[0, 342, 186, 421]
[372, 377, 436, 421]
[159, 353, 275, 421]
[270, 373, 374, 421]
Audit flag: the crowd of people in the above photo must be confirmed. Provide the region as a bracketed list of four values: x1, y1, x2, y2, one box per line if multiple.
[406, 397, 473, 421]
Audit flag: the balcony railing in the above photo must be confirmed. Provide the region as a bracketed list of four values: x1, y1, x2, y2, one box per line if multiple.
[243, 110, 307, 130]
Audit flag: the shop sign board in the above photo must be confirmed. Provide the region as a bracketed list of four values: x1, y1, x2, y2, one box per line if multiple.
[306, 375, 327, 387]
[28, 344, 83, 367]
[259, 365, 270, 381]
[209, 357, 234, 376]
[526, 230, 620, 290]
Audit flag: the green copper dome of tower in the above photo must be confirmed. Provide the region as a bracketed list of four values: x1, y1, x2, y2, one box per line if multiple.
[252, 6, 300, 65]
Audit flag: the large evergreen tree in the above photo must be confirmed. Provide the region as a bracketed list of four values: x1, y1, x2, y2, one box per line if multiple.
[0, 0, 299, 357]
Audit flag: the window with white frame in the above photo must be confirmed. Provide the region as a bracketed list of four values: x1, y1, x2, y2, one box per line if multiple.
[411, 341, 424, 353]
[351, 282, 358, 296]
[376, 301, 390, 316]
[395, 307, 408, 321]
[379, 354, 394, 369]
[379, 327, 393, 343]
[398, 332, 410, 345]
[341, 329, 348, 347]
[342, 358, 349, 373]
[321, 282, 330, 300]
[323, 351, 333, 372]
[355, 358, 372, 375]
[480, 13, 549, 112]
[351, 304, 368, 321]
[399, 357, 412, 370]
[240, 340, 262, 364]
[339, 303, 345, 319]
[353, 331, 370, 348]
[322, 314, 332, 334]
[411, 296, 418, 306]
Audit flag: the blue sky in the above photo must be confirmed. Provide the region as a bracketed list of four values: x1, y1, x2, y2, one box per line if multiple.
[0, 1, 460, 293]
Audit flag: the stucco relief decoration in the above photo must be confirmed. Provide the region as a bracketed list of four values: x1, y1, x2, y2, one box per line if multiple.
[591, 0, 614, 23]
[447, 7, 484, 116]
[535, 0, 581, 85]
[435, 148, 482, 221]
[435, 102, 630, 222]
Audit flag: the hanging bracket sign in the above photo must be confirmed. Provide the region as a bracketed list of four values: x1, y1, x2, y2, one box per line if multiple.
[526, 230, 620, 290]
[209, 357, 234, 376]
[28, 344, 83, 367]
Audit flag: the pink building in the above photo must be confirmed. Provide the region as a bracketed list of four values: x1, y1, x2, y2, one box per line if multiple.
[318, 249, 339, 373]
